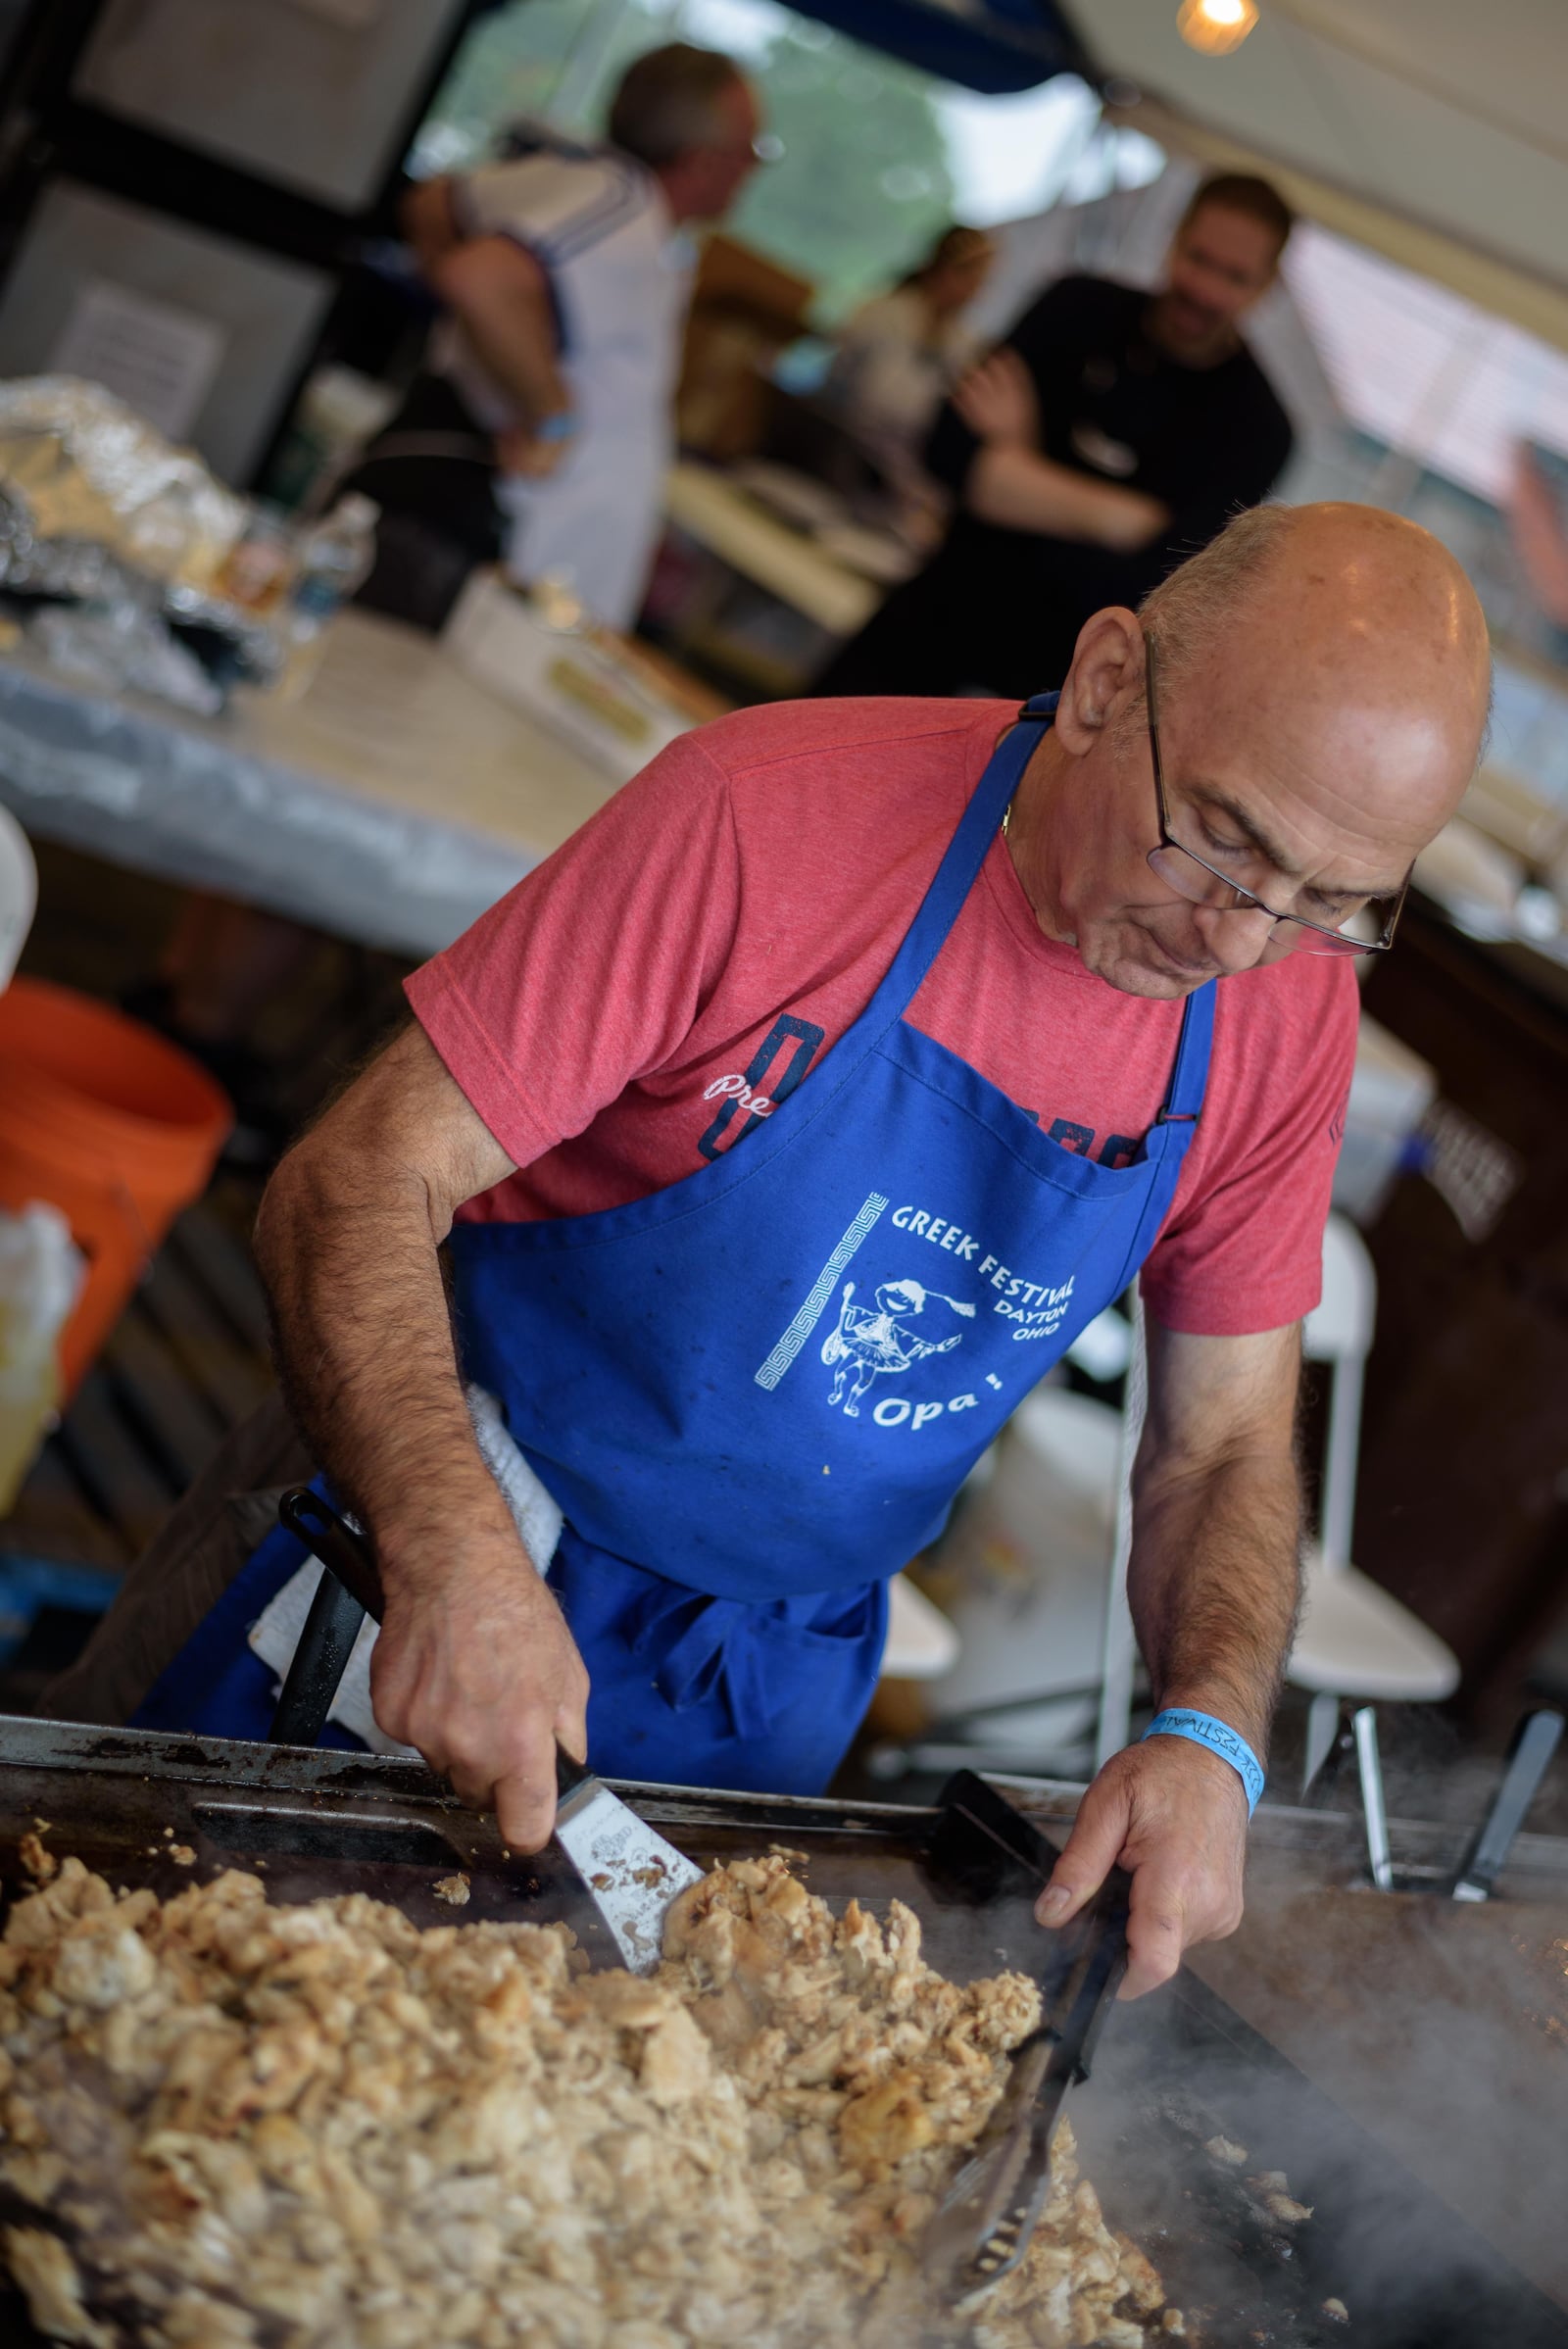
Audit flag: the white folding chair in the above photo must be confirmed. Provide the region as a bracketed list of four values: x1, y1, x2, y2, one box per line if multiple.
[880, 1573, 960, 1681]
[1288, 1214, 1459, 1787]
[0, 806, 35, 992]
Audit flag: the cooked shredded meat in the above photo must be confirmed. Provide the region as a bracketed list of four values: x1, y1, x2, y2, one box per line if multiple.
[0, 1851, 1168, 2346]
[17, 1834, 56, 1884]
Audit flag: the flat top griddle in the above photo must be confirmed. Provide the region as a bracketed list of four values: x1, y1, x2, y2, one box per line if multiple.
[0, 1717, 1563, 2349]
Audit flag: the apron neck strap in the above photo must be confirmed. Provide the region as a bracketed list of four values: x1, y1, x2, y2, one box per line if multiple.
[861, 694, 1058, 1035]
[1156, 976, 1217, 1122]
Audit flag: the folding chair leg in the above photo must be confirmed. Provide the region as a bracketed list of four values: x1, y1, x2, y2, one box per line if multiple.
[1302, 1688, 1342, 1793]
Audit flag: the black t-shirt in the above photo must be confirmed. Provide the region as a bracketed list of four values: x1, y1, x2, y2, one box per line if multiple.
[931, 271, 1290, 546]
[841, 274, 1293, 696]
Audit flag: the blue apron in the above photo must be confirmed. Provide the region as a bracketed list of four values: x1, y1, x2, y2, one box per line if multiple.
[136, 697, 1213, 1792]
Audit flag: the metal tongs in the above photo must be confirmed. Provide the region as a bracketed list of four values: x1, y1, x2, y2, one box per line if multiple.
[925, 1856, 1131, 2306]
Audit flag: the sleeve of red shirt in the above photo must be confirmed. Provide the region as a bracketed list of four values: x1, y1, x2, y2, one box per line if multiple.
[1139, 960, 1360, 1337]
[405, 728, 740, 1170]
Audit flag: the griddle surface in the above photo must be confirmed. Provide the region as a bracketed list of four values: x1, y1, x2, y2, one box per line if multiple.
[0, 1721, 1562, 2349]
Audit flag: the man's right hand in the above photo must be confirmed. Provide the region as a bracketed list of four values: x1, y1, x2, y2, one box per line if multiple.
[368, 1530, 590, 1853]
[953, 347, 1039, 450]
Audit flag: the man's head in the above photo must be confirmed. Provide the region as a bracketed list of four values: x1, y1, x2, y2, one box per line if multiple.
[1152, 172, 1294, 363]
[1016, 502, 1492, 1002]
[909, 224, 995, 318]
[608, 44, 761, 224]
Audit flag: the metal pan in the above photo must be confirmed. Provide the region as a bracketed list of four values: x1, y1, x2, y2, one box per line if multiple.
[0, 1720, 1563, 2349]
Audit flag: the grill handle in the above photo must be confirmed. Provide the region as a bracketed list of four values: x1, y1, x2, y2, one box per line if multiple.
[270, 1486, 592, 1801]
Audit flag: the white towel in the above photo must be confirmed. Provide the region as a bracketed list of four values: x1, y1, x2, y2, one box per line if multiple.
[247, 1388, 564, 1754]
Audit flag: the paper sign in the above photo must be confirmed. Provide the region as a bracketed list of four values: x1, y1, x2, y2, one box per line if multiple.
[50, 278, 226, 444]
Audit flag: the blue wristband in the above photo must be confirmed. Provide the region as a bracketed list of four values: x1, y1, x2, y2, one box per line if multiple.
[1143, 1708, 1265, 1815]
[533, 411, 577, 444]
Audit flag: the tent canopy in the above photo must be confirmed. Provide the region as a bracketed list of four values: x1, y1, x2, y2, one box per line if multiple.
[782, 0, 1090, 95]
[798, 0, 1568, 353]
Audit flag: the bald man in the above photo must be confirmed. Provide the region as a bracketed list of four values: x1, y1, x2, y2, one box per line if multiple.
[49, 505, 1491, 1999]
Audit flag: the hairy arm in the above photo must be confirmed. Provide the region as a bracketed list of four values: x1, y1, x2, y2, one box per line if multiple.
[1131, 1318, 1302, 1751]
[426, 235, 574, 470]
[1037, 1318, 1302, 1995]
[253, 1022, 589, 1848]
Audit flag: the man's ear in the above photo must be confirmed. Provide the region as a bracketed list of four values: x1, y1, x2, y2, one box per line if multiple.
[1053, 607, 1145, 757]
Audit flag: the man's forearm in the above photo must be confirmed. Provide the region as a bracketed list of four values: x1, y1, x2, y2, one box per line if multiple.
[965, 444, 1169, 552]
[254, 1146, 514, 1580]
[1126, 1447, 1302, 1756]
[251, 1026, 586, 1839]
[460, 294, 569, 428]
[432, 243, 570, 432]
[1034, 1321, 1302, 1989]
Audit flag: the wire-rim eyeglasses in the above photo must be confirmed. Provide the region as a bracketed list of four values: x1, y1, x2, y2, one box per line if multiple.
[1143, 635, 1407, 958]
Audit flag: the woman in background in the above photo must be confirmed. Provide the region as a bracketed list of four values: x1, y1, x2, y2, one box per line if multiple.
[823, 224, 994, 520]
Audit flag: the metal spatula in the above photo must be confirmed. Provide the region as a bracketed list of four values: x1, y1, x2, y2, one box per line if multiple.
[274, 1487, 704, 1971]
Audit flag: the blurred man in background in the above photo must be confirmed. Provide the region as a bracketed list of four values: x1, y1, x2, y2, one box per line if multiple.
[814, 173, 1295, 700]
[126, 47, 762, 1116]
[350, 42, 761, 631]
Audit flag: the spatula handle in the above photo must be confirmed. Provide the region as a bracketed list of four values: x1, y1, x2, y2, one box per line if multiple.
[281, 1487, 594, 1800]
[279, 1487, 384, 1622]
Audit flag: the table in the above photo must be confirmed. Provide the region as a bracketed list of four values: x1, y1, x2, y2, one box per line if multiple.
[0, 608, 631, 959]
[663, 461, 883, 638]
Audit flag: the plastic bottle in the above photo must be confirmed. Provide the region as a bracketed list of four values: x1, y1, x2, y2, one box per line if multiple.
[278, 492, 381, 698]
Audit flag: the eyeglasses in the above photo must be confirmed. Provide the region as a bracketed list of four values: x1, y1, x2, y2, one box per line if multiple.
[1144, 636, 1407, 958]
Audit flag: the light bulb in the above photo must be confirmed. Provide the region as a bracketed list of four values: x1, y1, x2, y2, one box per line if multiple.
[1177, 0, 1259, 55]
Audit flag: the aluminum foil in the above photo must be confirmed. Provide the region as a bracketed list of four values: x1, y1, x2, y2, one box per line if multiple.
[0, 378, 282, 700]
[0, 376, 247, 586]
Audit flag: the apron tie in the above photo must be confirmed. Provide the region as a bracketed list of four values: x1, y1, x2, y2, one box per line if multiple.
[626, 1584, 791, 1741]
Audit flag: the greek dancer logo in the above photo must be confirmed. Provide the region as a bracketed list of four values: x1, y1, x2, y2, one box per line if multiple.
[754, 1189, 1076, 1419]
[820, 1279, 976, 1418]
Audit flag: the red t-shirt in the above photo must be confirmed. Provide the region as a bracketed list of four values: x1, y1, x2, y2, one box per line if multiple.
[408, 698, 1358, 1335]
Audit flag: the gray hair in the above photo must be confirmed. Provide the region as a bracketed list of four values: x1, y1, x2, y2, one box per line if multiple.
[1137, 504, 1293, 690]
[1131, 501, 1494, 762]
[608, 43, 744, 171]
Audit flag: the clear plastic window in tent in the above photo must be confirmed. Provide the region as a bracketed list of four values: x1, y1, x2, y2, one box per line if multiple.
[408, 0, 1163, 321]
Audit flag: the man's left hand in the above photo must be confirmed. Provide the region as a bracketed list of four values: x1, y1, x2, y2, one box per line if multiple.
[1034, 1735, 1249, 1997]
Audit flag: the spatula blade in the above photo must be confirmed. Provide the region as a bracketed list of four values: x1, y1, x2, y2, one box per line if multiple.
[553, 1779, 706, 1973]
